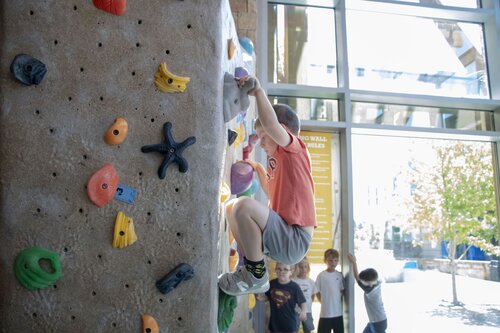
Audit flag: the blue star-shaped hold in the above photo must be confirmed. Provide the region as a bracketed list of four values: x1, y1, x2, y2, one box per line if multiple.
[141, 122, 196, 179]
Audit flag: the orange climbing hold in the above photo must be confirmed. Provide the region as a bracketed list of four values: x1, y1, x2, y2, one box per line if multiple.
[142, 314, 159, 333]
[93, 0, 126, 16]
[87, 163, 119, 207]
[228, 39, 236, 59]
[104, 117, 128, 145]
[228, 248, 239, 272]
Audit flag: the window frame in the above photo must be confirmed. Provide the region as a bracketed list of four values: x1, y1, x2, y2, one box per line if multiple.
[256, 1, 500, 332]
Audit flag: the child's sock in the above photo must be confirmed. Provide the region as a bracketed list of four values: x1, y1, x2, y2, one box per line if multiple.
[244, 257, 266, 279]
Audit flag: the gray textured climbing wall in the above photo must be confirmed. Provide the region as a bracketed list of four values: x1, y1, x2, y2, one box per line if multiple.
[0, 1, 241, 332]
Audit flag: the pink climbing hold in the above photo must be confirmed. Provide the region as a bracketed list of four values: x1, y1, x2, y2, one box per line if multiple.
[86, 163, 119, 207]
[243, 134, 259, 160]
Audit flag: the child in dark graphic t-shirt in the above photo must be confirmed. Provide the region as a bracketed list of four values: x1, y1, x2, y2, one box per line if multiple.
[257, 262, 306, 333]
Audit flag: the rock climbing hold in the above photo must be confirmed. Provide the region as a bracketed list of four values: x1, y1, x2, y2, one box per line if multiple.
[227, 39, 236, 59]
[142, 314, 159, 333]
[220, 181, 230, 203]
[87, 163, 119, 207]
[112, 211, 137, 249]
[217, 289, 237, 333]
[154, 62, 190, 93]
[233, 122, 246, 148]
[243, 134, 259, 160]
[223, 72, 255, 123]
[248, 293, 256, 309]
[14, 246, 62, 290]
[228, 248, 239, 272]
[104, 117, 128, 145]
[156, 263, 194, 294]
[10, 54, 47, 86]
[237, 178, 259, 198]
[141, 122, 196, 179]
[93, 0, 126, 16]
[234, 67, 249, 79]
[227, 129, 238, 146]
[238, 37, 254, 55]
[230, 162, 253, 195]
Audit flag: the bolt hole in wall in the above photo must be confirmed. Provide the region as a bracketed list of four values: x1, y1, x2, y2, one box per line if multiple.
[351, 134, 499, 332]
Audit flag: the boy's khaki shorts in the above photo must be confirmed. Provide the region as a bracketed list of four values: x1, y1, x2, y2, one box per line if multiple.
[262, 208, 312, 265]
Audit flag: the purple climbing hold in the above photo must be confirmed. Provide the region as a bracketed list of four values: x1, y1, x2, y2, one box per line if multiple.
[234, 67, 249, 79]
[230, 162, 253, 195]
[10, 54, 47, 86]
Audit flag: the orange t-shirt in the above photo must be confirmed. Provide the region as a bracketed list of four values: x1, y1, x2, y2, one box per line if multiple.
[267, 133, 316, 228]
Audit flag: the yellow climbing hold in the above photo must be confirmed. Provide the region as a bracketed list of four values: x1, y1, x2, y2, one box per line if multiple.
[220, 181, 231, 203]
[154, 62, 190, 93]
[248, 293, 256, 309]
[233, 122, 246, 148]
[113, 211, 137, 248]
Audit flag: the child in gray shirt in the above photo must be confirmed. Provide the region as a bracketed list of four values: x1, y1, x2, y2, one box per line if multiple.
[347, 254, 387, 333]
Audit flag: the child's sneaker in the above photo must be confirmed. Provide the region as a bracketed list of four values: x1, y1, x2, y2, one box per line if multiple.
[218, 266, 269, 296]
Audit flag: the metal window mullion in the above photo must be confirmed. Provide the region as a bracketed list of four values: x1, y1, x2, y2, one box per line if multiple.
[348, 0, 494, 22]
[350, 90, 500, 111]
[351, 123, 500, 141]
[483, 0, 500, 100]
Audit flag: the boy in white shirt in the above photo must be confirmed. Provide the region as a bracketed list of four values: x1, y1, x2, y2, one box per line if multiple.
[315, 249, 345, 333]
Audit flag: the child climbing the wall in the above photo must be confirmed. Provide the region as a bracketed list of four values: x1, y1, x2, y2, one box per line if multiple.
[256, 262, 307, 333]
[218, 75, 316, 296]
[292, 257, 316, 333]
[347, 253, 388, 333]
[315, 248, 345, 333]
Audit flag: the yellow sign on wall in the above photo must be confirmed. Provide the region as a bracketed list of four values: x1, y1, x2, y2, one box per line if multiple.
[300, 131, 333, 264]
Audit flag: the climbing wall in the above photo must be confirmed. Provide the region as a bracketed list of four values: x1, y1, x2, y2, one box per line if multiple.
[0, 1, 243, 332]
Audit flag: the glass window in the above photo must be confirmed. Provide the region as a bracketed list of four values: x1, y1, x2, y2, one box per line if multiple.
[352, 101, 494, 131]
[347, 10, 489, 98]
[352, 135, 498, 332]
[270, 95, 340, 121]
[268, 4, 337, 87]
[389, 0, 480, 9]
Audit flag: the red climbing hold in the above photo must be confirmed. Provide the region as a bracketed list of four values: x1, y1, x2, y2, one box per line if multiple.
[87, 163, 119, 207]
[93, 0, 126, 16]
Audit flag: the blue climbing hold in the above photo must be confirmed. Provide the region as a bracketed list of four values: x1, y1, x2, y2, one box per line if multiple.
[10, 54, 47, 86]
[156, 263, 194, 294]
[238, 37, 254, 55]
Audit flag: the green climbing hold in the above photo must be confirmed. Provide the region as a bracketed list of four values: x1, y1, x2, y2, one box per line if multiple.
[14, 246, 62, 290]
[217, 288, 237, 333]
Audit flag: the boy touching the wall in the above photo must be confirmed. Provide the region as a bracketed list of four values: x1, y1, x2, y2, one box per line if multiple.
[347, 253, 387, 333]
[219, 75, 316, 296]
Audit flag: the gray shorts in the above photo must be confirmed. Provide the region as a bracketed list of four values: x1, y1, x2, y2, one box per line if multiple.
[262, 209, 312, 265]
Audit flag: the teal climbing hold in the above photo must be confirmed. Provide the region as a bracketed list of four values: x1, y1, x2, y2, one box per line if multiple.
[14, 246, 62, 290]
[238, 37, 254, 55]
[218, 288, 237, 333]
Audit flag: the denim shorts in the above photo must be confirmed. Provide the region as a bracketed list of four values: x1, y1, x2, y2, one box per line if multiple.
[301, 312, 315, 332]
[262, 208, 312, 265]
